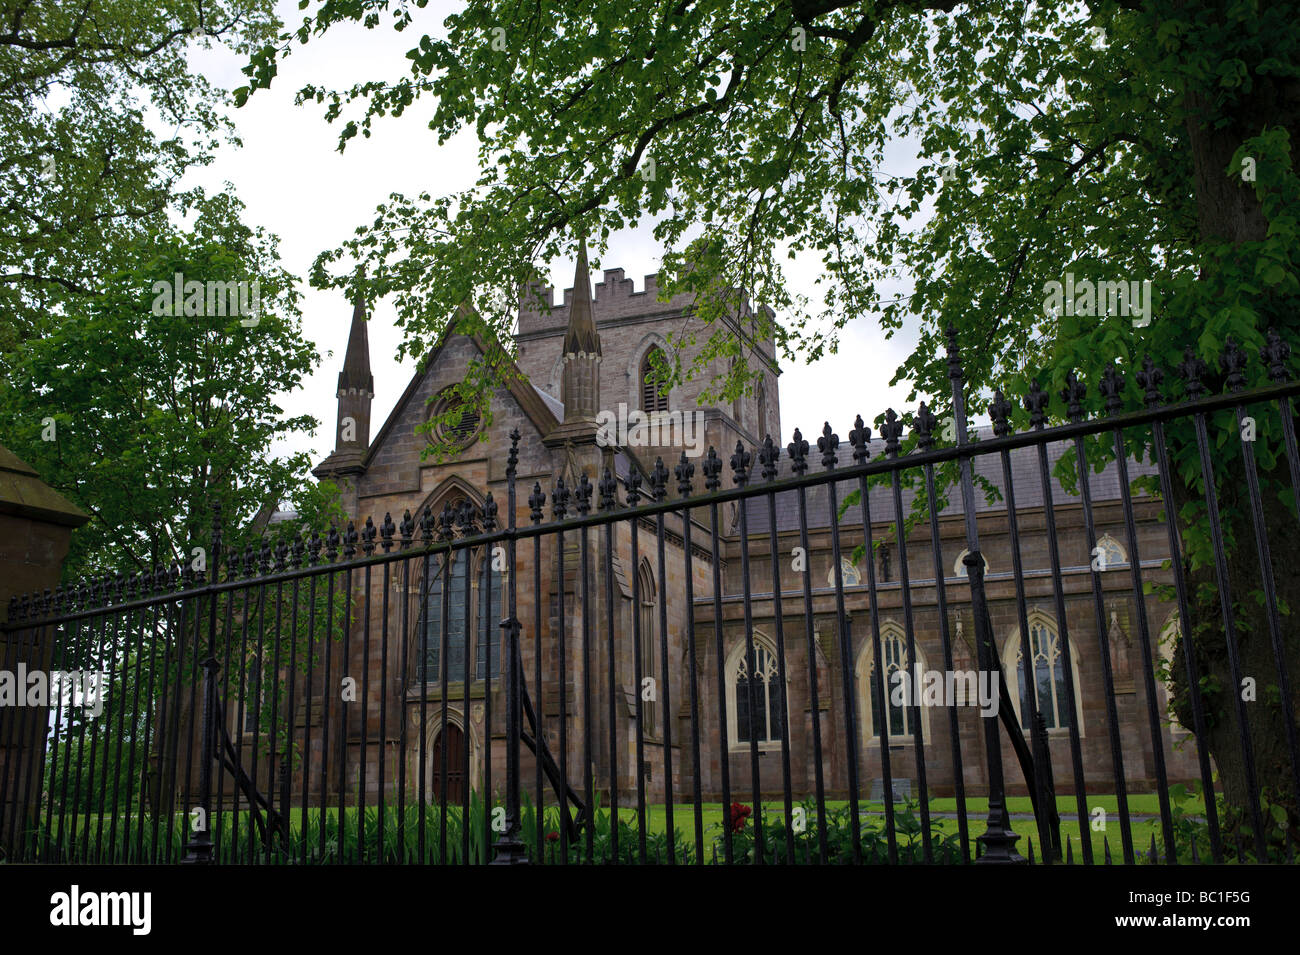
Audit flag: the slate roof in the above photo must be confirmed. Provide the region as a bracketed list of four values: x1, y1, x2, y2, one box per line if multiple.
[531, 385, 564, 420]
[744, 427, 1159, 534]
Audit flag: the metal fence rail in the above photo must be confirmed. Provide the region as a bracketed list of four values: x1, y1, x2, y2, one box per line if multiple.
[2, 328, 1299, 865]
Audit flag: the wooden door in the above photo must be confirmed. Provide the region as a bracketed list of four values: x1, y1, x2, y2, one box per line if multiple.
[431, 724, 465, 803]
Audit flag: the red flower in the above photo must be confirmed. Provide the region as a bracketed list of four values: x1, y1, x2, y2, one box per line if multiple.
[546, 831, 560, 843]
[726, 802, 752, 833]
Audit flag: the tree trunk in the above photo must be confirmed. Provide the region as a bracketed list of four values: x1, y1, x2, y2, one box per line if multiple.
[1169, 456, 1300, 854]
[1171, 6, 1300, 851]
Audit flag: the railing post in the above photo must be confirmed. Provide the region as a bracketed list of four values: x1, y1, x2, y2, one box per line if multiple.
[1032, 710, 1061, 859]
[492, 430, 528, 864]
[182, 501, 221, 864]
[946, 328, 1024, 864]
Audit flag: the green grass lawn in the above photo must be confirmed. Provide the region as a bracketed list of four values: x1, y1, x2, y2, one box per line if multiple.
[21, 789, 1210, 864]
[560, 792, 1203, 863]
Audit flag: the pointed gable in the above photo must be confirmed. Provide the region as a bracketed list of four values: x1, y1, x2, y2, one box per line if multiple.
[358, 326, 560, 483]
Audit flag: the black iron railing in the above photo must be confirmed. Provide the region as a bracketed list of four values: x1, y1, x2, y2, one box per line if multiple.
[2, 329, 1299, 865]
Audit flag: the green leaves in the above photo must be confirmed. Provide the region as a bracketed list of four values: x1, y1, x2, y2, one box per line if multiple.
[248, 3, 1296, 671]
[0, 192, 324, 580]
[0, 0, 279, 347]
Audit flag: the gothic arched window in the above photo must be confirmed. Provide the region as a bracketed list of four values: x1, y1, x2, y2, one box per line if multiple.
[638, 560, 657, 736]
[418, 494, 504, 684]
[827, 557, 861, 587]
[1003, 614, 1082, 732]
[640, 347, 669, 413]
[476, 556, 502, 680]
[857, 625, 928, 741]
[422, 547, 469, 682]
[727, 637, 785, 748]
[953, 548, 991, 578]
[1092, 533, 1128, 571]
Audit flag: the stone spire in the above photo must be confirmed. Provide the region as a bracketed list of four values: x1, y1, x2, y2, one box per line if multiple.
[314, 281, 373, 480]
[338, 286, 373, 397]
[561, 238, 601, 423]
[562, 238, 601, 358]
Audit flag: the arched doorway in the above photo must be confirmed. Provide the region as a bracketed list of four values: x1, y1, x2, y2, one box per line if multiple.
[431, 724, 466, 803]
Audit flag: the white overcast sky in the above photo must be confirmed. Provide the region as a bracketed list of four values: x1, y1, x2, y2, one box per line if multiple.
[184, 1, 924, 471]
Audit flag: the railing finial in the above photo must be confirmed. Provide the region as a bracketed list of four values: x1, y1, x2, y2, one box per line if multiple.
[702, 447, 722, 491]
[675, 451, 695, 497]
[882, 408, 903, 458]
[730, 440, 751, 486]
[650, 457, 670, 501]
[1026, 378, 1049, 430]
[574, 475, 593, 515]
[945, 324, 963, 382]
[552, 477, 570, 521]
[787, 428, 810, 475]
[914, 403, 938, 448]
[598, 467, 619, 510]
[1060, 370, 1087, 423]
[1099, 363, 1124, 416]
[817, 423, 839, 470]
[1263, 327, 1291, 383]
[988, 392, 1012, 437]
[528, 482, 546, 524]
[1177, 345, 1208, 400]
[849, 415, 872, 463]
[1220, 336, 1248, 392]
[1136, 356, 1163, 409]
[506, 428, 521, 477]
[758, 435, 780, 481]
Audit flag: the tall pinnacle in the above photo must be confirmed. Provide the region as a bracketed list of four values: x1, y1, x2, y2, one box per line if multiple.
[338, 277, 373, 396]
[315, 277, 375, 480]
[562, 238, 601, 357]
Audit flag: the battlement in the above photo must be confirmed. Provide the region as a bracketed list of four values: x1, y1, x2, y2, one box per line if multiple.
[518, 266, 685, 335]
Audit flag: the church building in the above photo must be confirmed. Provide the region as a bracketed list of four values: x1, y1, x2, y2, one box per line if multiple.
[303, 246, 1198, 811]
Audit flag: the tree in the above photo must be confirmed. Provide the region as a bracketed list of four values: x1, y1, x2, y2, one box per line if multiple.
[247, 1, 1300, 840]
[0, 190, 334, 579]
[0, 0, 279, 348]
